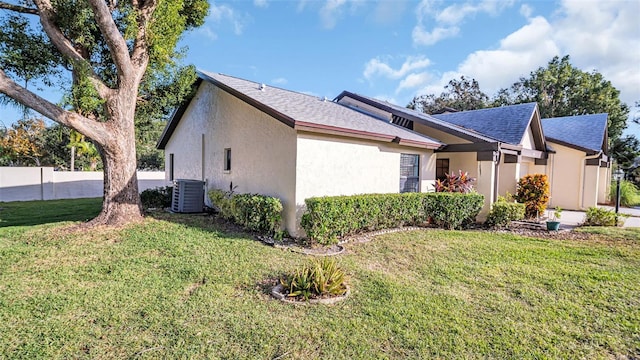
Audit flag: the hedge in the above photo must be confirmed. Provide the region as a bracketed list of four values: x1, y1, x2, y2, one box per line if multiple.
[208, 189, 283, 235]
[485, 198, 525, 227]
[301, 192, 484, 245]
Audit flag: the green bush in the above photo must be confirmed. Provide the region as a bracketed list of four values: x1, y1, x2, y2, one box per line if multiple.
[515, 174, 550, 219]
[208, 189, 283, 235]
[301, 192, 484, 245]
[584, 207, 625, 227]
[140, 186, 173, 209]
[609, 180, 640, 207]
[280, 258, 347, 301]
[485, 197, 525, 227]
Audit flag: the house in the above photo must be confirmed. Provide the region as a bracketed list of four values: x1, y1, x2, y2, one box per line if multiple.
[541, 114, 611, 209]
[158, 70, 611, 235]
[335, 92, 549, 217]
[157, 71, 442, 237]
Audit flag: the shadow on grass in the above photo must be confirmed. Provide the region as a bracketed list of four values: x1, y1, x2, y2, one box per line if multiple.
[145, 209, 258, 241]
[0, 198, 102, 227]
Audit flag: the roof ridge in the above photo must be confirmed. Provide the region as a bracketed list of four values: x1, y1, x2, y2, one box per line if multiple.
[198, 70, 332, 102]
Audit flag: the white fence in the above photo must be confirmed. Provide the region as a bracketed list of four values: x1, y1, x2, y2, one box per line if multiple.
[0, 167, 169, 202]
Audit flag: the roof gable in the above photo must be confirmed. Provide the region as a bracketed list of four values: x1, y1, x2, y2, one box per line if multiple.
[541, 114, 608, 154]
[158, 71, 443, 150]
[334, 91, 497, 143]
[430, 103, 540, 146]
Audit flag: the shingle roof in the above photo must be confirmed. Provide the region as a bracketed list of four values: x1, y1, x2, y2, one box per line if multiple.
[430, 103, 539, 145]
[541, 114, 608, 153]
[158, 71, 442, 149]
[334, 91, 497, 143]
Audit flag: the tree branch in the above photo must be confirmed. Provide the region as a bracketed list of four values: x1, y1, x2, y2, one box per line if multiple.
[0, 69, 109, 144]
[130, 0, 157, 81]
[30, 0, 112, 99]
[0, 1, 38, 14]
[87, 0, 134, 81]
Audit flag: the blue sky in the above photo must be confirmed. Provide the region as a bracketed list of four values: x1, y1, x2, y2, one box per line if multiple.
[2, 0, 639, 135]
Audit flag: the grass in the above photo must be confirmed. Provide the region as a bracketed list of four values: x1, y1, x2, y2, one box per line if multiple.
[1, 199, 639, 359]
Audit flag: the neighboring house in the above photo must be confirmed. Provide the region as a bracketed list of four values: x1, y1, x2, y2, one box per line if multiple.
[157, 71, 442, 237]
[335, 92, 549, 217]
[542, 114, 611, 210]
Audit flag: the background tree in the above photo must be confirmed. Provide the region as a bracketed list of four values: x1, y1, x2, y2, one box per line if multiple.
[0, 117, 46, 166]
[494, 55, 629, 142]
[408, 76, 489, 114]
[0, 0, 208, 226]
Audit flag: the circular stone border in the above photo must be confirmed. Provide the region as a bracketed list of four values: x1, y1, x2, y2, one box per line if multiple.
[275, 244, 345, 256]
[271, 284, 350, 305]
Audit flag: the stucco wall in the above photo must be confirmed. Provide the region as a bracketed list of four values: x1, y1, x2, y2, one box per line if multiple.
[0, 167, 168, 202]
[295, 132, 435, 236]
[547, 142, 585, 210]
[164, 82, 298, 234]
[598, 166, 610, 204]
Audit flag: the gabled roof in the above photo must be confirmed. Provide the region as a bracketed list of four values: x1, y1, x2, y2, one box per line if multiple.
[334, 91, 497, 143]
[541, 113, 608, 154]
[430, 103, 540, 146]
[158, 71, 442, 150]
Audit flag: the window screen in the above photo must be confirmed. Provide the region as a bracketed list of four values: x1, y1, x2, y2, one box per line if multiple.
[400, 153, 420, 193]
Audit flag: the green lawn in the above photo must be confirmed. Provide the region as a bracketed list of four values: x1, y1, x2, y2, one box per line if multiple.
[1, 199, 639, 359]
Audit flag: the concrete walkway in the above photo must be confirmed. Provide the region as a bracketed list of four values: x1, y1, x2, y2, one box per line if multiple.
[549, 205, 640, 228]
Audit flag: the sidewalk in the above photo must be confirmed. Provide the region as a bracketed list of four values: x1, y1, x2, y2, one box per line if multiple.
[553, 205, 640, 228]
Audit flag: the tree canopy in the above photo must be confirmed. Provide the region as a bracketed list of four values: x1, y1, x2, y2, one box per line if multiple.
[408, 76, 489, 114]
[0, 0, 209, 226]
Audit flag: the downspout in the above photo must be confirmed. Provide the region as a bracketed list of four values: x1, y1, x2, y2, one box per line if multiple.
[580, 151, 602, 209]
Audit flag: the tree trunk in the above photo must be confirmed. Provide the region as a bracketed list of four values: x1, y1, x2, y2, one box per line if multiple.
[86, 112, 143, 226]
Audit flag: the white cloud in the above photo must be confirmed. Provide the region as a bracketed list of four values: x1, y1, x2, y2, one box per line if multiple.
[254, 0, 268, 8]
[412, 26, 460, 46]
[319, 0, 348, 29]
[412, 0, 514, 46]
[271, 77, 288, 85]
[396, 72, 432, 93]
[201, 2, 251, 38]
[519, 4, 532, 19]
[411, 1, 640, 106]
[363, 56, 432, 81]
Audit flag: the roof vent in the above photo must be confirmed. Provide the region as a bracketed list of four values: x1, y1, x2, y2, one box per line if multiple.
[322, 96, 328, 102]
[259, 83, 266, 91]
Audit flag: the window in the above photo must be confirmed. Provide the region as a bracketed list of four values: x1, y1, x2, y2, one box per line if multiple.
[436, 158, 449, 181]
[169, 153, 174, 181]
[224, 148, 231, 171]
[400, 153, 420, 193]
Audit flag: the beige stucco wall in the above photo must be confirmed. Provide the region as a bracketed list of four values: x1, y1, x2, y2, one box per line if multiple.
[549, 143, 601, 210]
[294, 132, 435, 236]
[164, 83, 298, 234]
[598, 166, 610, 204]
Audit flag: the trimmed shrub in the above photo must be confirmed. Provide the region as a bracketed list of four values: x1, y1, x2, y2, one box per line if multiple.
[485, 197, 526, 227]
[280, 258, 348, 301]
[301, 192, 484, 245]
[584, 207, 626, 227]
[515, 174, 550, 219]
[208, 189, 283, 235]
[140, 186, 173, 209]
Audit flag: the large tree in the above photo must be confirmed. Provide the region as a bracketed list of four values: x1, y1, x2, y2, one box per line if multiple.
[0, 0, 208, 226]
[494, 55, 630, 141]
[408, 76, 489, 114]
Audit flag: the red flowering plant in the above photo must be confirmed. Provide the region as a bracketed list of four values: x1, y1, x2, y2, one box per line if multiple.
[435, 170, 476, 193]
